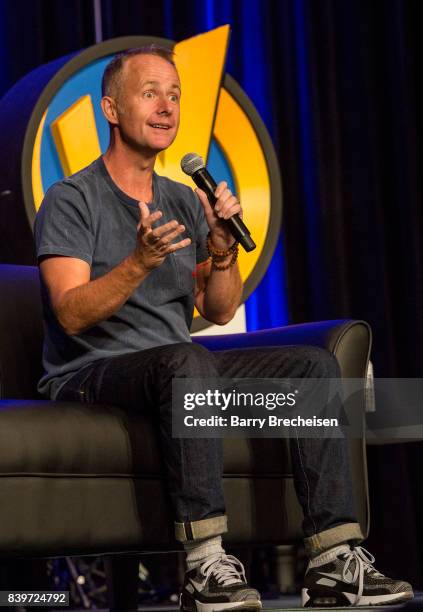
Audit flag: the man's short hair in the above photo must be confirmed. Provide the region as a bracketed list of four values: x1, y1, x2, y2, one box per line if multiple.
[101, 45, 176, 100]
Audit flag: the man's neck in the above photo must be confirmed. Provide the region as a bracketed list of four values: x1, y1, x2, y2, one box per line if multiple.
[102, 143, 156, 203]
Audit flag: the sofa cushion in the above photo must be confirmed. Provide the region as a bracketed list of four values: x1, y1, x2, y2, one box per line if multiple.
[0, 400, 292, 477]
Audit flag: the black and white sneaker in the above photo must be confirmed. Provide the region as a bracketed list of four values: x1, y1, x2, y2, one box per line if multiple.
[180, 552, 262, 612]
[302, 544, 413, 607]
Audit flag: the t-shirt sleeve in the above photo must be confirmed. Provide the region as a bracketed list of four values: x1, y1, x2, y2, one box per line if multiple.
[34, 181, 95, 266]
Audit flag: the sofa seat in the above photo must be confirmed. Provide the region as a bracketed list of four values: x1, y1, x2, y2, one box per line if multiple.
[0, 399, 300, 556]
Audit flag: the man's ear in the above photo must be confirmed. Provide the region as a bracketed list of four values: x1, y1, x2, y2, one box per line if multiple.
[101, 96, 119, 126]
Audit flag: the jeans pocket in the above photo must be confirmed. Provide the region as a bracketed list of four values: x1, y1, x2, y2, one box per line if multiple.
[57, 364, 96, 403]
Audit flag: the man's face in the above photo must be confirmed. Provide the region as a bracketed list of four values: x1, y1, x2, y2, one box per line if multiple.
[112, 54, 181, 154]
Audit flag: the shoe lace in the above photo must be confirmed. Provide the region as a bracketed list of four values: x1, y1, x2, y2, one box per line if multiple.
[200, 553, 247, 587]
[341, 546, 384, 604]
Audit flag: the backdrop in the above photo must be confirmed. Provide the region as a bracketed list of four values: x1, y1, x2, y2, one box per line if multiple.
[1, 0, 422, 586]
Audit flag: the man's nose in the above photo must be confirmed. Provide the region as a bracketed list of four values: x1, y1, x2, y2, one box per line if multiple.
[157, 95, 172, 115]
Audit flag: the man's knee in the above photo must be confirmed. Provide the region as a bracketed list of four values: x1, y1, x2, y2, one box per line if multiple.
[158, 342, 218, 377]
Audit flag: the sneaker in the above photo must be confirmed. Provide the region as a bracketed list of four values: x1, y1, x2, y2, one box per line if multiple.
[302, 544, 414, 607]
[180, 552, 262, 612]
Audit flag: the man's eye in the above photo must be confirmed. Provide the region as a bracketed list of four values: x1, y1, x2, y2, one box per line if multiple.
[169, 94, 179, 103]
[143, 91, 154, 99]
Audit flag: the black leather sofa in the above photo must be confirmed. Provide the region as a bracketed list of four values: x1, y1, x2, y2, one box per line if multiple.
[0, 264, 371, 591]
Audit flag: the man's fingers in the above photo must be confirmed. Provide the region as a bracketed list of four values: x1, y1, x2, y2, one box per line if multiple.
[138, 201, 150, 220]
[195, 188, 216, 225]
[215, 194, 240, 218]
[197, 182, 231, 208]
[196, 184, 243, 227]
[138, 201, 162, 223]
[215, 193, 242, 220]
[214, 181, 227, 199]
[138, 203, 162, 231]
[195, 187, 210, 208]
[155, 225, 187, 247]
[147, 223, 186, 246]
[135, 205, 191, 267]
[215, 188, 233, 206]
[223, 202, 242, 220]
[166, 237, 192, 253]
[145, 230, 161, 245]
[143, 218, 189, 251]
[152, 219, 180, 237]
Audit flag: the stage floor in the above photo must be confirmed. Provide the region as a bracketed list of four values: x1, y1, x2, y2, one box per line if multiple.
[54, 590, 422, 611]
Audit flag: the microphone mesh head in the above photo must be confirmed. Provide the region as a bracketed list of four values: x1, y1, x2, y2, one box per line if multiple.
[181, 153, 205, 176]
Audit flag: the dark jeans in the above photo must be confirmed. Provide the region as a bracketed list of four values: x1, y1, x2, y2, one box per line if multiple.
[56, 342, 361, 551]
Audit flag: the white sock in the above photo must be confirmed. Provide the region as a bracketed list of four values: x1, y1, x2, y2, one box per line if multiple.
[184, 535, 225, 571]
[309, 543, 351, 568]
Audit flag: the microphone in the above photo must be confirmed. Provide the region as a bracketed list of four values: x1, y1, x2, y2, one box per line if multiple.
[180, 153, 256, 252]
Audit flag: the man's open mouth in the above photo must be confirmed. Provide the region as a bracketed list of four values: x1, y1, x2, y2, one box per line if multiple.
[149, 124, 171, 130]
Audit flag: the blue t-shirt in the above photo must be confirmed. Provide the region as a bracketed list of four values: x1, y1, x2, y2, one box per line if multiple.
[34, 157, 209, 399]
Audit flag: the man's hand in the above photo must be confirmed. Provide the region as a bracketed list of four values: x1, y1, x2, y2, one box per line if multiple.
[194, 182, 242, 325]
[133, 202, 191, 270]
[195, 182, 242, 251]
[41, 203, 192, 336]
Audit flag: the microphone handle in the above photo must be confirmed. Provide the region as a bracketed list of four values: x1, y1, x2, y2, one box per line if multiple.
[192, 168, 256, 253]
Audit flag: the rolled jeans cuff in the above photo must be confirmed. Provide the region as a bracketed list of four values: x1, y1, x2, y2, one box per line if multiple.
[304, 522, 364, 557]
[175, 515, 228, 542]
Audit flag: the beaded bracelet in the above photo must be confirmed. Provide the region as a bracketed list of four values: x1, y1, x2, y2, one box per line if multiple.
[206, 232, 239, 270]
[206, 232, 238, 257]
[211, 247, 239, 270]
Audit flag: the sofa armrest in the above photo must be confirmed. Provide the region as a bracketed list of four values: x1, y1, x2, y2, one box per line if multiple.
[193, 319, 371, 378]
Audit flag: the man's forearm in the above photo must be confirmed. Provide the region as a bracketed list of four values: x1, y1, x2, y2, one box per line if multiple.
[202, 260, 243, 325]
[56, 255, 148, 335]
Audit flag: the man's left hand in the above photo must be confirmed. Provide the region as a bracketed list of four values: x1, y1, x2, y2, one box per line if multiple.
[195, 181, 242, 251]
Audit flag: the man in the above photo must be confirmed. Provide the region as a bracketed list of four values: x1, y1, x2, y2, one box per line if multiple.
[34, 46, 412, 609]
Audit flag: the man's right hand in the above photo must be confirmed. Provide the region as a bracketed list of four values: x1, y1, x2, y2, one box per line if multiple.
[39, 203, 192, 337]
[133, 202, 191, 271]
